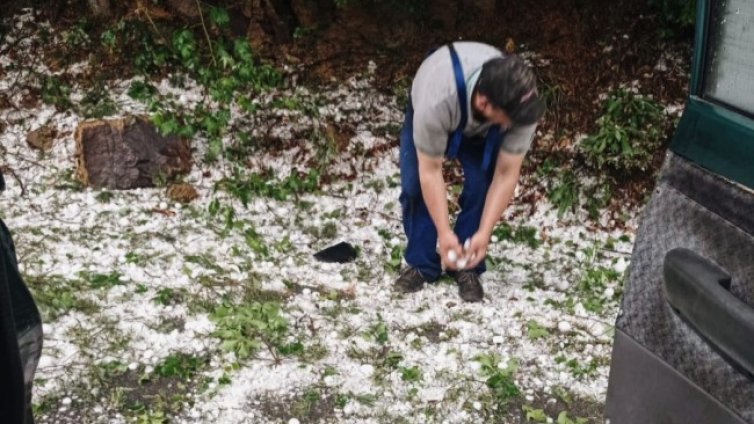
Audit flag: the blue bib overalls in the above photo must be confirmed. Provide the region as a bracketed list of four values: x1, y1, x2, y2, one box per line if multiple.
[399, 44, 504, 282]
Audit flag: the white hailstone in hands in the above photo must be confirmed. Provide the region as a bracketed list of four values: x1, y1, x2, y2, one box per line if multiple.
[464, 239, 471, 251]
[447, 250, 458, 262]
[456, 258, 468, 269]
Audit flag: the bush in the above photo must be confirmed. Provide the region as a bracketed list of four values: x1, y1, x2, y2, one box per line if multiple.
[578, 88, 666, 174]
[651, 0, 696, 38]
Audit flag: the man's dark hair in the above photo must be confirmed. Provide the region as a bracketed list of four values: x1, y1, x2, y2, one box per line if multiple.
[476, 55, 546, 125]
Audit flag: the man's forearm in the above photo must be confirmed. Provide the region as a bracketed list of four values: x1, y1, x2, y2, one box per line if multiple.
[418, 163, 453, 237]
[478, 157, 523, 238]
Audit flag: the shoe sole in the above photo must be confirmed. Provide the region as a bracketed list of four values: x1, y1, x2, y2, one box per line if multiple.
[393, 283, 425, 294]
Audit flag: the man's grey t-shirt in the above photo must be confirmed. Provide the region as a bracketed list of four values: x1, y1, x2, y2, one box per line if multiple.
[410, 41, 537, 157]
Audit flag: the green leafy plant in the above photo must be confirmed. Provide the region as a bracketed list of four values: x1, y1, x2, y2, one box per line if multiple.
[78, 271, 124, 289]
[367, 317, 389, 345]
[400, 366, 423, 382]
[386, 244, 403, 272]
[40, 74, 72, 110]
[575, 264, 621, 313]
[78, 84, 117, 118]
[243, 226, 269, 257]
[651, 0, 696, 38]
[153, 288, 185, 306]
[579, 88, 666, 174]
[96, 360, 129, 379]
[211, 301, 288, 360]
[493, 223, 542, 249]
[522, 405, 548, 423]
[555, 355, 601, 379]
[153, 353, 206, 380]
[61, 22, 90, 48]
[557, 411, 589, 424]
[526, 320, 549, 340]
[335, 393, 350, 409]
[217, 168, 320, 204]
[548, 169, 581, 218]
[584, 183, 613, 221]
[25, 276, 98, 320]
[474, 353, 520, 407]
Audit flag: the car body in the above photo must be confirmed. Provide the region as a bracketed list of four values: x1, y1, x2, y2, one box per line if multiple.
[0, 170, 44, 424]
[605, 0, 754, 422]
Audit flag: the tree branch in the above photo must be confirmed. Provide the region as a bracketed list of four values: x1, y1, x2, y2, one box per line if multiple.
[196, 0, 216, 65]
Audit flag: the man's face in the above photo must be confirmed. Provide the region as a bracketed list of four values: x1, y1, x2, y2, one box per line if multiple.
[473, 93, 513, 129]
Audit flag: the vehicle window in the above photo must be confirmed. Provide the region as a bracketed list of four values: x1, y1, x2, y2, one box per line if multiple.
[703, 0, 754, 115]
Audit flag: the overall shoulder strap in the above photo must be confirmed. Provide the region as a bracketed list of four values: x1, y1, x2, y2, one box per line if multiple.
[447, 43, 467, 159]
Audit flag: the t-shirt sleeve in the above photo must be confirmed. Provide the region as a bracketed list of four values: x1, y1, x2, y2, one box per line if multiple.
[501, 123, 537, 155]
[412, 101, 451, 157]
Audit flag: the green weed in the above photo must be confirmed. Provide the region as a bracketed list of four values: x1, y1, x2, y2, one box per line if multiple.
[579, 88, 666, 174]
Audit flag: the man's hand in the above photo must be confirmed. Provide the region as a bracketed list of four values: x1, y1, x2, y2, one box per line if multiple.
[463, 231, 490, 269]
[439, 230, 463, 270]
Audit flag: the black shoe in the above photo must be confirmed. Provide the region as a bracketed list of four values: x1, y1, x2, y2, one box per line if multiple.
[455, 271, 484, 302]
[394, 266, 426, 293]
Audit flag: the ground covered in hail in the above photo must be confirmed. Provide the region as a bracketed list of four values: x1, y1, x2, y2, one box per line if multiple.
[0, 7, 689, 424]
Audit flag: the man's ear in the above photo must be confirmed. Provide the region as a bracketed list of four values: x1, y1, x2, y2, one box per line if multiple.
[474, 93, 489, 109]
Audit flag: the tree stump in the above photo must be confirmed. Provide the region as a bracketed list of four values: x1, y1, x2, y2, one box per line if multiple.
[75, 116, 192, 190]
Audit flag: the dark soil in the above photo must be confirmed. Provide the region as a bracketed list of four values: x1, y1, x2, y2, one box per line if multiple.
[280, 0, 691, 131]
[257, 389, 339, 423]
[274, 0, 692, 213]
[9, 0, 693, 213]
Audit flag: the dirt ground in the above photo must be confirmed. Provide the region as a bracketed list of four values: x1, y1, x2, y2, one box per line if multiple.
[6, 0, 693, 209]
[277, 0, 692, 208]
[279, 0, 690, 131]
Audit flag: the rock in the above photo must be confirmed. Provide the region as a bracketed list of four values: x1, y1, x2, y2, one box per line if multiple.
[26, 124, 57, 151]
[167, 183, 198, 203]
[75, 116, 191, 190]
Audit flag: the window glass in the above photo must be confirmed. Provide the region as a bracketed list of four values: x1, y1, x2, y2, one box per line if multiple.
[704, 0, 754, 115]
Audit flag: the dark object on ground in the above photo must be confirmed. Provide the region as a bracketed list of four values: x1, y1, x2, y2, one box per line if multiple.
[0, 170, 5, 192]
[0, 218, 43, 424]
[313, 242, 358, 263]
[393, 266, 425, 293]
[75, 116, 192, 190]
